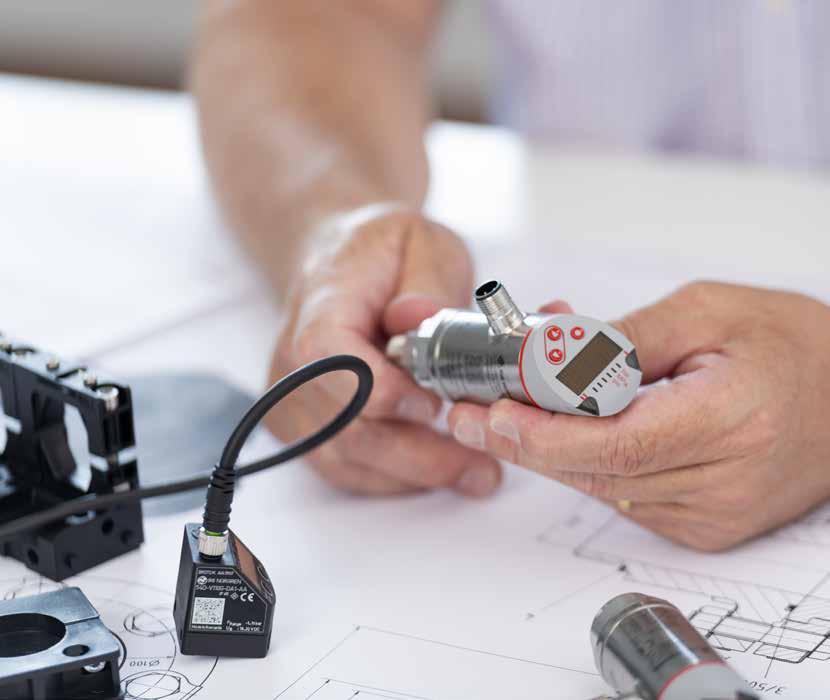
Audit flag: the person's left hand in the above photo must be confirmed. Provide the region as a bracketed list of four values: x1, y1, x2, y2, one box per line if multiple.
[448, 282, 830, 551]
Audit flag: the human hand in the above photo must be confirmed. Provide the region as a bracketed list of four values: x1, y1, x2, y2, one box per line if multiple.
[448, 282, 830, 550]
[267, 204, 501, 497]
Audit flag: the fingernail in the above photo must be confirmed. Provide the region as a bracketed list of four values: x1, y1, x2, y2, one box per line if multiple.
[397, 395, 435, 424]
[453, 420, 484, 449]
[490, 416, 519, 444]
[456, 465, 499, 498]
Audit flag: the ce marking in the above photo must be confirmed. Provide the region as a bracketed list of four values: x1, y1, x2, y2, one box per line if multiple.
[240, 592, 255, 603]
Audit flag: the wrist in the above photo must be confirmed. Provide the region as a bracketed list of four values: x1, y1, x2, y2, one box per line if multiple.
[323, 201, 419, 235]
[256, 201, 415, 300]
[296, 201, 425, 274]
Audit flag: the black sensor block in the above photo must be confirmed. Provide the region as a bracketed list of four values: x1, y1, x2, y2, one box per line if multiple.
[0, 587, 121, 700]
[174, 523, 276, 658]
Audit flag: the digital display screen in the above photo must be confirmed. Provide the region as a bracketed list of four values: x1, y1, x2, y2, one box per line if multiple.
[233, 535, 263, 593]
[556, 332, 622, 395]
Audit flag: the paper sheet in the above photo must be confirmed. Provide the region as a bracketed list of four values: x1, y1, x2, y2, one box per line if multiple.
[4, 76, 830, 700]
[2, 447, 830, 700]
[4, 240, 830, 700]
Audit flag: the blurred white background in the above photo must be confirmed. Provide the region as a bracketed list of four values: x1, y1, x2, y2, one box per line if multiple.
[0, 0, 493, 120]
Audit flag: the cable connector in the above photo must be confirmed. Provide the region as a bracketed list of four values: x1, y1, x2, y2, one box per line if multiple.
[201, 463, 235, 542]
[197, 527, 228, 557]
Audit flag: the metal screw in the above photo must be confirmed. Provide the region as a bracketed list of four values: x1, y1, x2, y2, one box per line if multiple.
[65, 511, 96, 526]
[46, 357, 61, 371]
[0, 341, 12, 352]
[96, 385, 120, 412]
[83, 372, 97, 388]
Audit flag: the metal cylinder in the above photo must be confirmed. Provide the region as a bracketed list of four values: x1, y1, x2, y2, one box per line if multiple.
[591, 593, 756, 700]
[386, 305, 536, 406]
[386, 279, 535, 405]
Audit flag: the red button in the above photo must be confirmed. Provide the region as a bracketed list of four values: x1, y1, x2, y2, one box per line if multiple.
[548, 349, 563, 363]
[571, 327, 585, 340]
[547, 326, 562, 341]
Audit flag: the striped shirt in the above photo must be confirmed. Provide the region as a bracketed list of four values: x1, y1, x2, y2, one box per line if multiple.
[488, 0, 830, 169]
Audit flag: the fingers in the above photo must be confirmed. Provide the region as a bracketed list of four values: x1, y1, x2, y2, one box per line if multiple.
[612, 502, 717, 550]
[290, 284, 441, 422]
[382, 221, 473, 336]
[383, 294, 443, 336]
[267, 366, 502, 498]
[311, 460, 419, 496]
[293, 216, 475, 425]
[612, 282, 727, 383]
[317, 418, 502, 497]
[294, 320, 442, 422]
[449, 367, 734, 477]
[549, 460, 724, 504]
[614, 501, 755, 552]
[272, 368, 501, 498]
[537, 300, 574, 315]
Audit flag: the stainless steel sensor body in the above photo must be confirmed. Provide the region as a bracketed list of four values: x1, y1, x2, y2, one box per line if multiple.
[591, 593, 757, 700]
[387, 281, 641, 417]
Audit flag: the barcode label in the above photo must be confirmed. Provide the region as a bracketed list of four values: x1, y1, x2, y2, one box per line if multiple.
[191, 596, 225, 626]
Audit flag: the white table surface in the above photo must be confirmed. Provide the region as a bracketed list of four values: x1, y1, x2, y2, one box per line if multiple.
[1, 73, 829, 699]
[3, 72, 829, 380]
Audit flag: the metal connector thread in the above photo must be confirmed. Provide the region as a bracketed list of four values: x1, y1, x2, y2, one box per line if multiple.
[198, 527, 229, 557]
[474, 280, 525, 335]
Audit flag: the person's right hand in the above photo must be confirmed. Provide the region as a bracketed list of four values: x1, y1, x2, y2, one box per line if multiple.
[266, 204, 502, 498]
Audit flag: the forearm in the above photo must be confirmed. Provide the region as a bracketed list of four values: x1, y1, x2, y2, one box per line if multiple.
[191, 0, 438, 290]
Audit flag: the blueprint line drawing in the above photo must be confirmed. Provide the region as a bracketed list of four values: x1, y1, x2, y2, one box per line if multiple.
[0, 569, 218, 699]
[534, 497, 830, 673]
[122, 670, 206, 700]
[274, 626, 600, 700]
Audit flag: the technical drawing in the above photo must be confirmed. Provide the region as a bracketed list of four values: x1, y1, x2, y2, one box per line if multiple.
[122, 670, 204, 700]
[124, 607, 173, 638]
[689, 598, 830, 664]
[0, 566, 218, 699]
[274, 626, 603, 700]
[535, 497, 830, 669]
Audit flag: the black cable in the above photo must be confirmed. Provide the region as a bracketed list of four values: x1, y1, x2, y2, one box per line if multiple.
[0, 355, 373, 541]
[200, 354, 373, 534]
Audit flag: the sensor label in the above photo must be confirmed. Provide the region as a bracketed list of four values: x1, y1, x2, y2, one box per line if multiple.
[191, 596, 225, 626]
[189, 566, 267, 635]
[438, 351, 512, 401]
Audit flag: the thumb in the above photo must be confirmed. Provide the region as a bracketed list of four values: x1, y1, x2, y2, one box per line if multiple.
[538, 299, 574, 315]
[384, 294, 445, 336]
[382, 223, 473, 336]
[612, 285, 722, 383]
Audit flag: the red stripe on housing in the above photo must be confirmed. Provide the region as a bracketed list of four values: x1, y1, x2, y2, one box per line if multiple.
[518, 331, 541, 408]
[656, 660, 726, 700]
